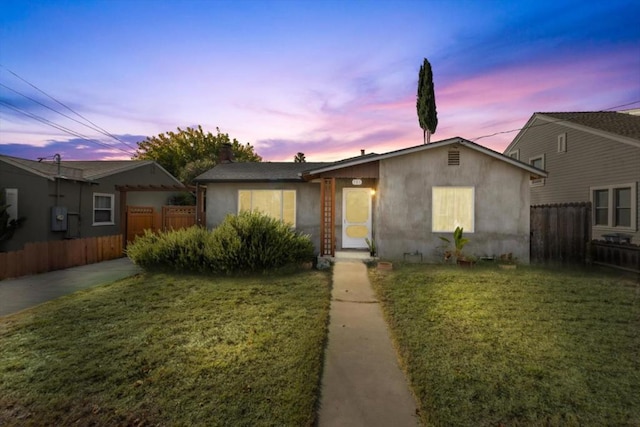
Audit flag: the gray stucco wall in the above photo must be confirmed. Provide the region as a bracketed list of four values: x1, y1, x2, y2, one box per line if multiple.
[375, 145, 531, 263]
[204, 181, 323, 252]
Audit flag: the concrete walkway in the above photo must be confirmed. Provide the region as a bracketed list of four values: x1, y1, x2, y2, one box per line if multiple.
[0, 257, 141, 317]
[317, 260, 419, 426]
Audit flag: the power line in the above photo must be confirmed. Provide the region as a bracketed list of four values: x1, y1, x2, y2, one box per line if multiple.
[0, 99, 136, 156]
[472, 100, 640, 143]
[0, 64, 138, 151]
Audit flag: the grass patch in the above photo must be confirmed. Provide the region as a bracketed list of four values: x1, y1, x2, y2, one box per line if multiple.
[0, 270, 331, 426]
[370, 264, 640, 426]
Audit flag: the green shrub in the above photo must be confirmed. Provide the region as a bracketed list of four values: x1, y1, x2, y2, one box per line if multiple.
[126, 211, 314, 274]
[213, 211, 314, 272]
[126, 226, 213, 273]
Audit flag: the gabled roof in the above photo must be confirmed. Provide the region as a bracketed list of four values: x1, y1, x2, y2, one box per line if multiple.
[505, 111, 640, 153]
[541, 112, 640, 141]
[0, 155, 182, 184]
[194, 137, 547, 183]
[194, 162, 332, 182]
[302, 137, 547, 178]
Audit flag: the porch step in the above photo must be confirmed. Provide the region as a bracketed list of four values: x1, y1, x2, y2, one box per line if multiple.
[333, 250, 373, 261]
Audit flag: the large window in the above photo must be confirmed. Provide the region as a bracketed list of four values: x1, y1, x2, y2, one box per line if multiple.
[432, 187, 474, 232]
[93, 193, 114, 225]
[238, 190, 296, 226]
[591, 183, 637, 230]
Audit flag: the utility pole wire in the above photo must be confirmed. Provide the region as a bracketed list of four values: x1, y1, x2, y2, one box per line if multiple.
[472, 100, 640, 142]
[0, 99, 136, 156]
[0, 64, 138, 151]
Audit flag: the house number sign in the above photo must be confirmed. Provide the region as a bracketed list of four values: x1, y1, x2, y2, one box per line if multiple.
[352, 179, 362, 185]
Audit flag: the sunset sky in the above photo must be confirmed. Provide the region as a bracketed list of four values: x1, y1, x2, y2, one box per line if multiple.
[1, 0, 639, 162]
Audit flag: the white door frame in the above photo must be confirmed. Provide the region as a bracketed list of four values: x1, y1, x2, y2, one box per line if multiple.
[342, 187, 372, 249]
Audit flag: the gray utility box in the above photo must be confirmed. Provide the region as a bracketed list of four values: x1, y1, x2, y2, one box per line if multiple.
[51, 206, 68, 231]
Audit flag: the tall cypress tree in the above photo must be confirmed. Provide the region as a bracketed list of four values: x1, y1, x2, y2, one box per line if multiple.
[417, 58, 438, 144]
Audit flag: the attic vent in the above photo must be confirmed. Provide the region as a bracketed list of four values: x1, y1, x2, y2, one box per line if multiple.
[448, 150, 460, 166]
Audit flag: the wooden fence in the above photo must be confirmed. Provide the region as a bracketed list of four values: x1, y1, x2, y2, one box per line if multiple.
[530, 202, 591, 264]
[590, 241, 640, 273]
[0, 234, 123, 280]
[126, 205, 196, 243]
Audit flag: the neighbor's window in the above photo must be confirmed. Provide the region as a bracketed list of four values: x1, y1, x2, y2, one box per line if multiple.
[432, 187, 474, 233]
[529, 154, 546, 187]
[93, 193, 115, 225]
[530, 154, 544, 170]
[508, 150, 519, 160]
[615, 188, 631, 227]
[594, 189, 609, 226]
[238, 190, 296, 226]
[591, 183, 637, 230]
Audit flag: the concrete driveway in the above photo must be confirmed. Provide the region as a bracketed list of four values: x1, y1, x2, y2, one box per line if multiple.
[0, 257, 142, 317]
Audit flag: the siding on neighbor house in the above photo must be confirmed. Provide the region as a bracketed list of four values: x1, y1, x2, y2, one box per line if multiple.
[0, 161, 50, 251]
[1, 161, 186, 252]
[508, 117, 640, 242]
[204, 181, 323, 251]
[376, 145, 531, 263]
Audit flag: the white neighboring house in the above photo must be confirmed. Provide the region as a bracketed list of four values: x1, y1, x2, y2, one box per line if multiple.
[504, 110, 640, 244]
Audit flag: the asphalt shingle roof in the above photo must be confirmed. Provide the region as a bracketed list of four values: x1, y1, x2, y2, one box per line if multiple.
[194, 162, 333, 182]
[540, 111, 640, 141]
[0, 155, 156, 181]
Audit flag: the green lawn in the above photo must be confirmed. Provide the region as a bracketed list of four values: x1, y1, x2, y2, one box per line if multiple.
[0, 270, 331, 426]
[370, 264, 640, 427]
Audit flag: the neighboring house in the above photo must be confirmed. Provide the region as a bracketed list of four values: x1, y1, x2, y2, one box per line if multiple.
[504, 111, 640, 244]
[195, 137, 546, 263]
[0, 154, 188, 252]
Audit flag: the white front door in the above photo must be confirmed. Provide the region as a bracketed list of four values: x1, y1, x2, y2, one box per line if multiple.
[342, 187, 372, 249]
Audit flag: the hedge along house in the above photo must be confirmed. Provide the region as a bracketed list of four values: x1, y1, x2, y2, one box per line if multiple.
[195, 138, 547, 263]
[0, 154, 190, 253]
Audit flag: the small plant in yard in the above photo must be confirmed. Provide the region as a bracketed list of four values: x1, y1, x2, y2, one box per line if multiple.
[439, 226, 473, 264]
[365, 237, 376, 256]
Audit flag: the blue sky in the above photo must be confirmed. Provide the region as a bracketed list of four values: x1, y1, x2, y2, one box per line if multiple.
[1, 0, 638, 162]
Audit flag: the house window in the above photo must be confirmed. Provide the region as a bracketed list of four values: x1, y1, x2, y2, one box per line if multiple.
[529, 154, 545, 187]
[238, 190, 296, 226]
[557, 133, 567, 153]
[530, 154, 544, 170]
[432, 187, 474, 233]
[590, 183, 637, 230]
[508, 150, 519, 160]
[594, 189, 609, 226]
[93, 193, 115, 225]
[615, 188, 631, 227]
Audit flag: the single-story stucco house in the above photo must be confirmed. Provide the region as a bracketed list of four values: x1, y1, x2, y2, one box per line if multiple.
[194, 137, 547, 263]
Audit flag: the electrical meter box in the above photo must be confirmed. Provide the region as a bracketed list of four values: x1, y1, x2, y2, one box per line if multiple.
[51, 206, 68, 231]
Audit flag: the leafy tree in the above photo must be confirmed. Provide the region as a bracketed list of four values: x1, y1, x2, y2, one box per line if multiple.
[134, 125, 262, 182]
[294, 152, 306, 163]
[417, 58, 438, 144]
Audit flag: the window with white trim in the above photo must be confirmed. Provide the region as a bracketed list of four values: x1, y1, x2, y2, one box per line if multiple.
[529, 154, 545, 186]
[238, 190, 296, 226]
[432, 187, 474, 233]
[590, 183, 637, 230]
[508, 149, 519, 160]
[93, 193, 115, 225]
[557, 133, 567, 153]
